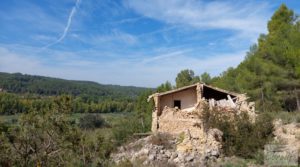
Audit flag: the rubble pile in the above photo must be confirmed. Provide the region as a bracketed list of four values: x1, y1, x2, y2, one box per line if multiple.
[111, 129, 223, 167]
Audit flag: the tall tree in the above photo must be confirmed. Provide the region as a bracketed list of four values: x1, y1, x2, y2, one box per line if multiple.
[175, 69, 200, 88]
[212, 4, 300, 112]
[156, 81, 172, 93]
[200, 72, 212, 84]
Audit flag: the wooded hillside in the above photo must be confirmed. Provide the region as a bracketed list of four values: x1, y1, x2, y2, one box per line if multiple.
[0, 72, 148, 100]
[211, 4, 300, 112]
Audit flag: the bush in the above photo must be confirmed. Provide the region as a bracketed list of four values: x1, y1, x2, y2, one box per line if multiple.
[79, 114, 106, 129]
[200, 106, 274, 159]
[269, 111, 300, 124]
[111, 112, 152, 146]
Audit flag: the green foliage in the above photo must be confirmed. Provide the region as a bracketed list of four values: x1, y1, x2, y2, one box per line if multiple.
[175, 69, 200, 88]
[0, 72, 148, 101]
[156, 81, 172, 93]
[200, 72, 212, 84]
[79, 114, 106, 130]
[200, 106, 274, 159]
[211, 4, 300, 112]
[0, 92, 136, 114]
[0, 93, 26, 114]
[134, 90, 154, 131]
[111, 114, 152, 146]
[112, 90, 154, 145]
[0, 97, 114, 166]
[268, 111, 300, 124]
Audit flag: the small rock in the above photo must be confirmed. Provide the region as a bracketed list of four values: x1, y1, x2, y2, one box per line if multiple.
[185, 155, 194, 162]
[171, 152, 178, 159]
[177, 152, 184, 160]
[157, 145, 164, 150]
[148, 154, 155, 161]
[173, 157, 180, 163]
[211, 150, 219, 157]
[119, 146, 125, 152]
[162, 154, 169, 159]
[165, 150, 171, 157]
[143, 160, 149, 166]
[141, 148, 149, 155]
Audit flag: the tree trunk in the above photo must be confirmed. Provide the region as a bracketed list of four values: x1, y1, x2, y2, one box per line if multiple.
[261, 87, 265, 112]
[295, 88, 300, 112]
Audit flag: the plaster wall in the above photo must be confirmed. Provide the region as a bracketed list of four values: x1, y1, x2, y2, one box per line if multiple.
[159, 87, 197, 113]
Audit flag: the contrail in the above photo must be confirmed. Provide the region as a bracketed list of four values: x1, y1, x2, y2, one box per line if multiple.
[43, 0, 81, 49]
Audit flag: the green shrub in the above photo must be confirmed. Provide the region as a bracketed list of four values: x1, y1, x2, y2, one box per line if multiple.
[200, 106, 274, 159]
[269, 111, 300, 124]
[112, 111, 152, 146]
[296, 114, 300, 123]
[79, 114, 106, 129]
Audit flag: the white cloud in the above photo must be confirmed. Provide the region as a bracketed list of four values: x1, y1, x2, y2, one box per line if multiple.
[0, 47, 41, 72]
[83, 29, 138, 45]
[108, 16, 144, 25]
[125, 0, 271, 39]
[31, 35, 57, 42]
[0, 45, 245, 87]
[141, 50, 189, 64]
[44, 0, 81, 48]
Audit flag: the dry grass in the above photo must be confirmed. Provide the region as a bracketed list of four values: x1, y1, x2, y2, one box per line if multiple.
[271, 112, 300, 124]
[149, 133, 174, 149]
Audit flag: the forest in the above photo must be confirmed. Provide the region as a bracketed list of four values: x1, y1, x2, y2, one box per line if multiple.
[0, 4, 300, 166]
[213, 4, 300, 112]
[0, 72, 150, 114]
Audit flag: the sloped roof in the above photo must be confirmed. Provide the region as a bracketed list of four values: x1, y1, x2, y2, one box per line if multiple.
[157, 83, 199, 96]
[148, 82, 241, 101]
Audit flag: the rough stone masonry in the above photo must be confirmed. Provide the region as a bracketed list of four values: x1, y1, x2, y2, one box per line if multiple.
[148, 82, 256, 135]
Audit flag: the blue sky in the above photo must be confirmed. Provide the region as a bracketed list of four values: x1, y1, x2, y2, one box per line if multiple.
[0, 0, 300, 87]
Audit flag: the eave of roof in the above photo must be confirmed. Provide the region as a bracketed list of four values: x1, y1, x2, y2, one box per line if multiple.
[148, 82, 242, 101]
[157, 83, 199, 97]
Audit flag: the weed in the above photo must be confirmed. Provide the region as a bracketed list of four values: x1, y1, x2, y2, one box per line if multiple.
[177, 132, 185, 144]
[199, 105, 274, 159]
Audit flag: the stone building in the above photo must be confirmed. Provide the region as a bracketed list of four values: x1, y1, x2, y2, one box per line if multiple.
[148, 82, 255, 134]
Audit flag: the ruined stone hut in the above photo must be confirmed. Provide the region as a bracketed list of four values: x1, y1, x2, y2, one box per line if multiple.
[148, 82, 255, 135]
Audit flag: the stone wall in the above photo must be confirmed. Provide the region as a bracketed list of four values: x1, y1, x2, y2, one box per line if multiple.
[157, 107, 203, 138]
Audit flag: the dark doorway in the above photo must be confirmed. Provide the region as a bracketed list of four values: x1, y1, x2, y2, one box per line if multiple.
[174, 100, 181, 109]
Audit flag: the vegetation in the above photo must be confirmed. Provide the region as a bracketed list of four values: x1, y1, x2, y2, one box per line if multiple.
[0, 94, 153, 166]
[111, 90, 154, 145]
[159, 5, 300, 112]
[175, 69, 200, 88]
[0, 92, 136, 114]
[156, 81, 172, 93]
[211, 4, 300, 112]
[79, 114, 107, 130]
[0, 96, 112, 166]
[200, 106, 274, 160]
[0, 72, 148, 99]
[0, 3, 300, 166]
[0, 72, 149, 115]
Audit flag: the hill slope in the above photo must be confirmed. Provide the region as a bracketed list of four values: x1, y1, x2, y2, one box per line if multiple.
[0, 72, 149, 100]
